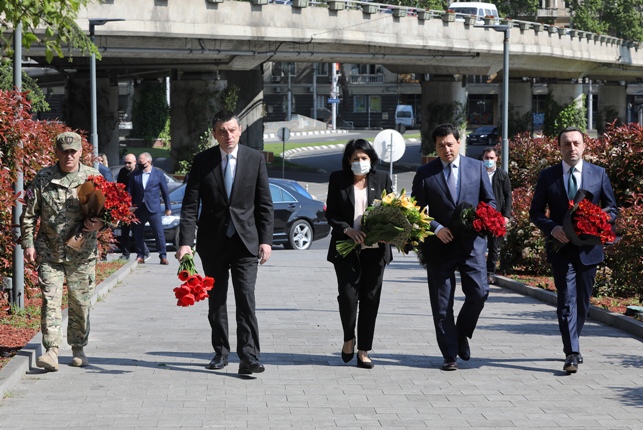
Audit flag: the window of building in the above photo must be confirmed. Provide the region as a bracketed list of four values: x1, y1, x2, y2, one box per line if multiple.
[316, 63, 329, 76]
[467, 94, 494, 125]
[353, 95, 381, 113]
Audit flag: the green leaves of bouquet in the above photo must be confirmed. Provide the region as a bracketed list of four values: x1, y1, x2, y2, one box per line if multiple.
[336, 189, 433, 258]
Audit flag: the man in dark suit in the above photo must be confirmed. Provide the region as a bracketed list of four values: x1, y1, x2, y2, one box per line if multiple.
[127, 152, 171, 265]
[530, 127, 617, 374]
[412, 123, 496, 371]
[177, 110, 274, 376]
[481, 147, 512, 284]
[117, 153, 148, 260]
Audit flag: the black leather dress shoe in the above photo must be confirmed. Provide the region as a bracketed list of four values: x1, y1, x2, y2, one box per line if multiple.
[206, 355, 228, 370]
[458, 335, 470, 361]
[578, 353, 583, 364]
[238, 357, 265, 375]
[563, 354, 579, 373]
[441, 357, 458, 371]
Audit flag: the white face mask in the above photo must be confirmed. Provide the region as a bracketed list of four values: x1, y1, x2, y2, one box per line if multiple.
[483, 159, 496, 169]
[351, 160, 371, 176]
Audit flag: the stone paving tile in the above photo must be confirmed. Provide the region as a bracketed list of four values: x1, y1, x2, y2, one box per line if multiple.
[1, 247, 643, 429]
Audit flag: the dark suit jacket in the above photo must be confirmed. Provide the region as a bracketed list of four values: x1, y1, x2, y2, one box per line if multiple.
[178, 145, 274, 257]
[411, 156, 496, 262]
[127, 167, 171, 214]
[490, 167, 512, 218]
[529, 161, 617, 266]
[325, 170, 393, 263]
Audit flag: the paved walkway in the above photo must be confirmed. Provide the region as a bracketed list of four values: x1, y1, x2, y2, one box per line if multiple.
[1, 244, 642, 429]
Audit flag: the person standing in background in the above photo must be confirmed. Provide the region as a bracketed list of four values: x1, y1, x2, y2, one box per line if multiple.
[116, 153, 148, 261]
[96, 153, 114, 182]
[128, 152, 171, 265]
[481, 148, 512, 284]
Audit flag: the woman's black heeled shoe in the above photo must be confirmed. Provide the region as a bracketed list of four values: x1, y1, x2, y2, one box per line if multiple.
[357, 353, 374, 369]
[341, 338, 355, 363]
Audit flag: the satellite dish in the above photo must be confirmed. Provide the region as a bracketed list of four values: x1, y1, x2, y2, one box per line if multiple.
[373, 129, 406, 163]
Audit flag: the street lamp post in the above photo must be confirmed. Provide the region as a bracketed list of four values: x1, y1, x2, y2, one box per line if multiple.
[478, 24, 510, 172]
[89, 18, 124, 169]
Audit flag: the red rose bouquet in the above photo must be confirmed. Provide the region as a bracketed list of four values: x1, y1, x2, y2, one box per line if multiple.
[66, 174, 138, 251]
[174, 253, 215, 307]
[452, 201, 506, 238]
[551, 189, 616, 251]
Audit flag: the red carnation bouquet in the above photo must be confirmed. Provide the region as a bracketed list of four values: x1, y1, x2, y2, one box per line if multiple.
[452, 201, 506, 238]
[551, 189, 616, 251]
[174, 253, 215, 307]
[66, 174, 138, 251]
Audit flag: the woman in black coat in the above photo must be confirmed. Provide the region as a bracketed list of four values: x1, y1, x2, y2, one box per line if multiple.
[325, 139, 393, 369]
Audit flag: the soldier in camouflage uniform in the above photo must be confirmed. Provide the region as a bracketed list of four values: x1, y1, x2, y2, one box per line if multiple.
[20, 132, 104, 372]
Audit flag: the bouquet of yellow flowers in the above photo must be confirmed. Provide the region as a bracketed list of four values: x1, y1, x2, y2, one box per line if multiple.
[335, 189, 433, 257]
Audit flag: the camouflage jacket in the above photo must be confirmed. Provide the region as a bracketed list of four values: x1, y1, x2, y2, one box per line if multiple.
[21, 163, 102, 263]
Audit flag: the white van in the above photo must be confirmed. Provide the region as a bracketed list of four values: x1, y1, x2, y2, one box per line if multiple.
[395, 105, 415, 129]
[448, 2, 499, 25]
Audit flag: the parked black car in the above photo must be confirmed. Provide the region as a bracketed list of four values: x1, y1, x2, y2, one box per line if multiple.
[117, 178, 330, 251]
[270, 178, 330, 250]
[466, 126, 500, 159]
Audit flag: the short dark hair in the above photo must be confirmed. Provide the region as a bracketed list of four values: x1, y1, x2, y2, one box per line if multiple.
[212, 110, 239, 129]
[481, 147, 497, 160]
[432, 123, 460, 143]
[557, 127, 584, 145]
[341, 139, 379, 173]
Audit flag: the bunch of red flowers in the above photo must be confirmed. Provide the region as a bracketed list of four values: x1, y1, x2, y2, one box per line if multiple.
[173, 253, 215, 307]
[464, 201, 507, 238]
[570, 199, 616, 244]
[87, 175, 137, 226]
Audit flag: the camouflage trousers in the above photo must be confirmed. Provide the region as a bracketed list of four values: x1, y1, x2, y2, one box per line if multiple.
[39, 259, 96, 349]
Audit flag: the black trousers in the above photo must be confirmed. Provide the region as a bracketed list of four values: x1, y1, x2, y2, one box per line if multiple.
[486, 236, 500, 275]
[201, 233, 260, 361]
[333, 247, 387, 352]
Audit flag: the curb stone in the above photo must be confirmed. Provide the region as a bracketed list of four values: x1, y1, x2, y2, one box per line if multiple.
[0, 259, 138, 400]
[496, 275, 643, 339]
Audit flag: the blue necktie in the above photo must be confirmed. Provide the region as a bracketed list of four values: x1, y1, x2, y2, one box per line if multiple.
[568, 167, 578, 200]
[224, 154, 236, 237]
[447, 163, 457, 202]
[224, 153, 233, 198]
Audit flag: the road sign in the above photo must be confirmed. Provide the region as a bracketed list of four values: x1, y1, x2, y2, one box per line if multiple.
[327, 98, 340, 104]
[277, 127, 290, 142]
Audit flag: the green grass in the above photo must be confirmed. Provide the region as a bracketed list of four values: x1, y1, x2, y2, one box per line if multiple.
[263, 132, 421, 156]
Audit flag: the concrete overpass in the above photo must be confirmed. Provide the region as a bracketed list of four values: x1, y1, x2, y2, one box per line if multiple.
[24, 0, 640, 81]
[20, 0, 643, 167]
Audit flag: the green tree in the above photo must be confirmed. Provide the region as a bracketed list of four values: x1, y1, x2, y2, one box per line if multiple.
[0, 0, 97, 62]
[569, 0, 643, 41]
[497, 0, 539, 18]
[384, 0, 447, 10]
[0, 61, 49, 112]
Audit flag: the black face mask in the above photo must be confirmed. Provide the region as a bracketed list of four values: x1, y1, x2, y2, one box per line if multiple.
[137, 163, 146, 170]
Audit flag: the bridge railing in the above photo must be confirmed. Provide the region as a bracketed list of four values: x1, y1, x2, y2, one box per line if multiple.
[262, 0, 640, 49]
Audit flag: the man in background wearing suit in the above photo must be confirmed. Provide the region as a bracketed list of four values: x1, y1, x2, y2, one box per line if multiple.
[412, 123, 496, 371]
[530, 127, 617, 374]
[177, 111, 274, 376]
[117, 153, 148, 260]
[128, 152, 171, 265]
[481, 147, 512, 284]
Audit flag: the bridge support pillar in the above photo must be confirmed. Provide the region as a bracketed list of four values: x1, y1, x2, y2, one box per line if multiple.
[221, 69, 265, 152]
[420, 75, 468, 156]
[548, 81, 584, 111]
[508, 79, 532, 134]
[598, 82, 627, 127]
[170, 76, 226, 172]
[65, 76, 120, 166]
